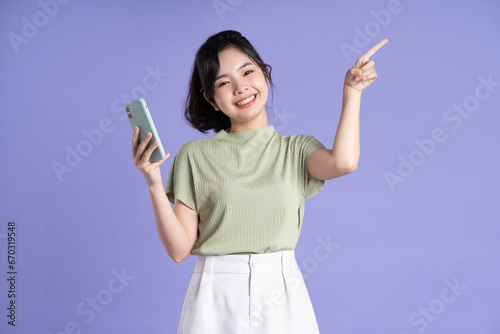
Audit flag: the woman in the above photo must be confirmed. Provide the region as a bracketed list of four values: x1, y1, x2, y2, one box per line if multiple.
[132, 30, 387, 333]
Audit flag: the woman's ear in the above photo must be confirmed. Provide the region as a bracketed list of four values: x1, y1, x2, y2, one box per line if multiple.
[203, 92, 219, 111]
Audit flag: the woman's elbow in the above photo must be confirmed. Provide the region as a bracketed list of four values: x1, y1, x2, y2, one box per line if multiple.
[171, 254, 189, 263]
[168, 249, 190, 263]
[336, 160, 358, 175]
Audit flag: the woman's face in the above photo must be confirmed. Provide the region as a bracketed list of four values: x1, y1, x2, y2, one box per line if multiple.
[207, 47, 269, 127]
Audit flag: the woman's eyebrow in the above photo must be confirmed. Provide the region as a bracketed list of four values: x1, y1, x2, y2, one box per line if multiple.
[215, 62, 253, 81]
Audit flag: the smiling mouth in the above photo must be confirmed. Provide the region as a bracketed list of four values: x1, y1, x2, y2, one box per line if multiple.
[235, 94, 256, 106]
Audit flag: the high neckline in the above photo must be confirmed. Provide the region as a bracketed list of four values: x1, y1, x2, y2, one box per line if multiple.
[215, 125, 276, 143]
[222, 125, 274, 135]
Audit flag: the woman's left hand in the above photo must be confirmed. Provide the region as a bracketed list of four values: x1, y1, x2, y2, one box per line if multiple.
[344, 38, 388, 92]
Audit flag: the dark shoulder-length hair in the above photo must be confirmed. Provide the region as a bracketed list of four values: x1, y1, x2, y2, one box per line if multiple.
[184, 30, 273, 134]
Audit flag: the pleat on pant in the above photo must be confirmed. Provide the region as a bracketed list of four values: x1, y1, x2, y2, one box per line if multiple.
[177, 250, 320, 334]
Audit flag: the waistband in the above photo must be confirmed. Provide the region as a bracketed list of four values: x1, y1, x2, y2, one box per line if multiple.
[194, 250, 298, 274]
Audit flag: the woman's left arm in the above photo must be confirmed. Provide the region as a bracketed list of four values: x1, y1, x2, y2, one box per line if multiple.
[308, 38, 388, 181]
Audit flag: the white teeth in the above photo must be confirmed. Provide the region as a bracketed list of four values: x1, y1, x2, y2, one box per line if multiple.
[236, 94, 255, 106]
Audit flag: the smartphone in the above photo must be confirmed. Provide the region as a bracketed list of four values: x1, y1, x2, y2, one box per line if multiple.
[125, 98, 166, 163]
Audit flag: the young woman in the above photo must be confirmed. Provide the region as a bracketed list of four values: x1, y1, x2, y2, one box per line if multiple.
[132, 30, 387, 333]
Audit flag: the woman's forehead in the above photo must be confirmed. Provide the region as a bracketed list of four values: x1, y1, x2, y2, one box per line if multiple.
[218, 47, 255, 68]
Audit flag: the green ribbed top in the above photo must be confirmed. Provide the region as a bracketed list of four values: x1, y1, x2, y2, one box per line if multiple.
[165, 125, 326, 255]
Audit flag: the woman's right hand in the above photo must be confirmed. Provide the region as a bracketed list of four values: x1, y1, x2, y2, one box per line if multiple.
[132, 126, 170, 187]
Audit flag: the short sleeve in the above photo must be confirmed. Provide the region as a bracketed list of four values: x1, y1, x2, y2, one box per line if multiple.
[300, 135, 327, 199]
[165, 145, 197, 211]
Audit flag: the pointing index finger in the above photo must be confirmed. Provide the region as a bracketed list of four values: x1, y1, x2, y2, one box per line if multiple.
[364, 38, 388, 59]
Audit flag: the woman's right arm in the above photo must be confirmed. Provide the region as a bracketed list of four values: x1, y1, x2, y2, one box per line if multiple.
[148, 184, 198, 263]
[132, 126, 198, 263]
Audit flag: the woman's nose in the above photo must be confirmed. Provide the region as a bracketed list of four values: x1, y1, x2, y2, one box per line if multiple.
[233, 79, 248, 94]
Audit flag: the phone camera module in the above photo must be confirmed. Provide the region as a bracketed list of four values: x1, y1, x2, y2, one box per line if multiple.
[125, 106, 135, 119]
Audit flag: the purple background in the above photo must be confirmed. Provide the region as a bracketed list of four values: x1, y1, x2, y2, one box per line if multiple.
[1, 0, 499, 333]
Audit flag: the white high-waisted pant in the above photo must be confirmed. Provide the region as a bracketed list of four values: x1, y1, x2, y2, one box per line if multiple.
[177, 250, 320, 334]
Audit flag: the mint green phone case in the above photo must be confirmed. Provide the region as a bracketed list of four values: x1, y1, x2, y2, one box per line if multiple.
[125, 98, 166, 163]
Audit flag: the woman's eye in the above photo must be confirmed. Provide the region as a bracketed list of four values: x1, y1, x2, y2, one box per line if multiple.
[244, 70, 253, 75]
[218, 81, 229, 87]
